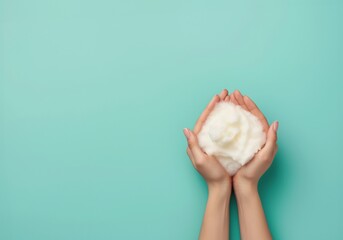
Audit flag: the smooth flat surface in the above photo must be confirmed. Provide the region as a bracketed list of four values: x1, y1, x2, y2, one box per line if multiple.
[1, 0, 343, 239]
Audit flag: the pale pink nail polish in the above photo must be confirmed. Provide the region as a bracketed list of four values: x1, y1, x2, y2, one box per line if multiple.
[273, 121, 279, 132]
[183, 128, 190, 138]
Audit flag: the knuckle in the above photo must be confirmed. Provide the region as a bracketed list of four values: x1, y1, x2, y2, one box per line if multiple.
[259, 154, 272, 163]
[271, 137, 277, 144]
[187, 141, 194, 149]
[186, 147, 191, 156]
[259, 156, 268, 163]
[195, 156, 206, 167]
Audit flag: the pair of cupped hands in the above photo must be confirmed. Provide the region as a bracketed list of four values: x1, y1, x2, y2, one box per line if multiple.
[183, 89, 279, 194]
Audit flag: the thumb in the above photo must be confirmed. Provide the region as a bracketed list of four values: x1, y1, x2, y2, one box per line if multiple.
[183, 128, 205, 161]
[263, 121, 279, 156]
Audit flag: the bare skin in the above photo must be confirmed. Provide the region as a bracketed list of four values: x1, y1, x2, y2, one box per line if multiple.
[183, 89, 278, 240]
[184, 89, 231, 240]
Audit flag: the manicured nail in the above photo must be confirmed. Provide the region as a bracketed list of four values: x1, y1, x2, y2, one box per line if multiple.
[183, 128, 190, 139]
[273, 121, 279, 132]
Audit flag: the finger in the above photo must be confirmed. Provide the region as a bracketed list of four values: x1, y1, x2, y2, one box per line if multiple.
[219, 89, 228, 101]
[247, 121, 278, 171]
[229, 92, 239, 105]
[186, 147, 196, 167]
[243, 95, 269, 133]
[193, 95, 220, 134]
[224, 95, 230, 102]
[273, 143, 279, 156]
[260, 121, 279, 159]
[233, 90, 248, 111]
[184, 128, 206, 164]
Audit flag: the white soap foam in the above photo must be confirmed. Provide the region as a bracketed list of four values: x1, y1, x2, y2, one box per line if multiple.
[197, 101, 266, 175]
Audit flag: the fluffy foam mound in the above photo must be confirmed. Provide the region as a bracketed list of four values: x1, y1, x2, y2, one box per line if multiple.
[197, 101, 266, 176]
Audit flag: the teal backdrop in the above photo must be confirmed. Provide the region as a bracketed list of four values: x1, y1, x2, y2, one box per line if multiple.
[1, 0, 342, 239]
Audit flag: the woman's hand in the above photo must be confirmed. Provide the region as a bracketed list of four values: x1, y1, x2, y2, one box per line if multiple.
[183, 89, 232, 192]
[228, 89, 279, 193]
[226, 89, 277, 240]
[184, 89, 232, 240]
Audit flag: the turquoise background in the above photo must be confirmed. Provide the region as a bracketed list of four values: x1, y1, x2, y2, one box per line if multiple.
[1, 0, 342, 239]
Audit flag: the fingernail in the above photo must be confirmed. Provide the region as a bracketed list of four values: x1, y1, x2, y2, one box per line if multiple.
[273, 121, 279, 132]
[183, 128, 190, 139]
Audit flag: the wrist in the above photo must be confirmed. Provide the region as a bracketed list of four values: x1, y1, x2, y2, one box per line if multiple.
[233, 178, 258, 197]
[208, 180, 232, 199]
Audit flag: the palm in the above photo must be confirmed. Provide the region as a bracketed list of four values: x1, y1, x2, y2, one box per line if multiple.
[227, 90, 273, 180]
[190, 89, 232, 183]
[189, 89, 272, 185]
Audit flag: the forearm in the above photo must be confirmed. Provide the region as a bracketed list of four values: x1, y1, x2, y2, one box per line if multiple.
[235, 183, 272, 240]
[199, 183, 231, 240]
